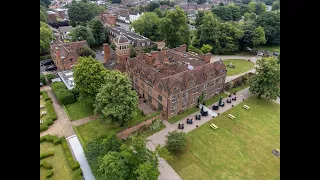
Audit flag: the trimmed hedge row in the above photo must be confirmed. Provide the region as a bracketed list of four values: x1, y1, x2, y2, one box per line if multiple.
[52, 82, 76, 105]
[41, 91, 50, 101]
[61, 138, 81, 171]
[46, 170, 54, 178]
[40, 161, 53, 169]
[40, 124, 48, 132]
[40, 152, 54, 160]
[45, 100, 57, 120]
[40, 74, 47, 85]
[40, 134, 62, 145]
[45, 74, 55, 82]
[73, 126, 85, 146]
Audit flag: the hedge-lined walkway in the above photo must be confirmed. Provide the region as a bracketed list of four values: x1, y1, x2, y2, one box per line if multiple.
[40, 86, 96, 138]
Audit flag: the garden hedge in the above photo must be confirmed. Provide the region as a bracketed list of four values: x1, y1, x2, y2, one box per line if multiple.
[61, 138, 81, 171]
[41, 91, 50, 101]
[46, 170, 54, 178]
[40, 134, 62, 145]
[52, 82, 76, 105]
[40, 152, 54, 160]
[40, 74, 47, 85]
[45, 74, 56, 82]
[46, 118, 53, 126]
[40, 161, 53, 169]
[40, 124, 48, 132]
[45, 100, 57, 120]
[40, 55, 51, 61]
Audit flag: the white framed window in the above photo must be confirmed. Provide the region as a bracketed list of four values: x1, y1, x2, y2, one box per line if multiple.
[182, 100, 188, 109]
[148, 87, 152, 95]
[147, 41, 150, 45]
[172, 95, 178, 103]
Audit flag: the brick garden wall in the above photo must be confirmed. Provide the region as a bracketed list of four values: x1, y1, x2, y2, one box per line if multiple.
[224, 72, 254, 91]
[116, 113, 161, 139]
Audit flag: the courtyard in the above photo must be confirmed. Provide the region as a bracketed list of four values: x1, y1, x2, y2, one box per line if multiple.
[223, 59, 255, 76]
[164, 96, 280, 180]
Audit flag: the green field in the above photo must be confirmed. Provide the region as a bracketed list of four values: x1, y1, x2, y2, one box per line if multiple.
[75, 108, 157, 146]
[168, 93, 227, 124]
[258, 45, 280, 53]
[40, 142, 77, 180]
[229, 84, 250, 94]
[64, 101, 94, 121]
[223, 59, 254, 76]
[165, 97, 280, 180]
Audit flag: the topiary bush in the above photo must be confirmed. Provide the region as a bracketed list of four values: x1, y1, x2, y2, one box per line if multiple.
[40, 135, 61, 144]
[40, 74, 47, 85]
[46, 170, 54, 178]
[61, 138, 81, 171]
[40, 124, 48, 132]
[166, 130, 187, 152]
[40, 152, 54, 160]
[41, 91, 50, 101]
[46, 118, 54, 126]
[45, 100, 57, 120]
[40, 161, 53, 169]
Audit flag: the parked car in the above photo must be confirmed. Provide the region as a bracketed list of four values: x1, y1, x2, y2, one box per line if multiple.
[273, 52, 280, 56]
[40, 59, 53, 66]
[257, 52, 263, 56]
[45, 65, 57, 71]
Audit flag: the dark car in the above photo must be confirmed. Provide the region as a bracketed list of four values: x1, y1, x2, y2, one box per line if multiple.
[45, 65, 57, 71]
[40, 59, 54, 66]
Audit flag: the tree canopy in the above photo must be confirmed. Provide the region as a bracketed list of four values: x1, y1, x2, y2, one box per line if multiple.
[159, 7, 189, 48]
[131, 12, 161, 41]
[77, 45, 96, 58]
[249, 57, 280, 100]
[73, 56, 108, 106]
[68, 2, 105, 26]
[89, 18, 108, 46]
[40, 22, 53, 55]
[212, 4, 242, 22]
[166, 131, 187, 151]
[200, 44, 213, 53]
[40, 9, 47, 23]
[255, 11, 280, 45]
[272, 0, 280, 11]
[69, 25, 95, 45]
[94, 70, 138, 126]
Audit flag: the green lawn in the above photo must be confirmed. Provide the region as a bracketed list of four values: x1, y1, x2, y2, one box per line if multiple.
[229, 84, 250, 94]
[40, 142, 78, 180]
[168, 93, 227, 124]
[223, 59, 254, 76]
[75, 108, 156, 146]
[40, 98, 49, 121]
[64, 101, 94, 121]
[258, 45, 280, 53]
[164, 96, 280, 180]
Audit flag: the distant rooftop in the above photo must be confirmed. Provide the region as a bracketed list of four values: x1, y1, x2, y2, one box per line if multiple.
[111, 27, 148, 40]
[57, 70, 75, 90]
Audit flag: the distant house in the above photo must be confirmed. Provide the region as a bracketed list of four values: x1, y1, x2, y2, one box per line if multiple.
[109, 27, 155, 49]
[58, 26, 74, 41]
[186, 10, 197, 21]
[129, 10, 143, 23]
[50, 39, 87, 71]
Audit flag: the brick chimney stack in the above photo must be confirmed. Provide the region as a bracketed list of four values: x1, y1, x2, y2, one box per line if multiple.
[201, 53, 212, 63]
[103, 43, 111, 63]
[179, 44, 187, 52]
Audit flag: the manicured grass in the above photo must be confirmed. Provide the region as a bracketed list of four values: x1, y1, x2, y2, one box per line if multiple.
[258, 45, 280, 53]
[40, 142, 78, 180]
[168, 93, 227, 124]
[75, 108, 154, 146]
[229, 84, 250, 94]
[223, 59, 254, 76]
[164, 96, 280, 180]
[64, 101, 94, 121]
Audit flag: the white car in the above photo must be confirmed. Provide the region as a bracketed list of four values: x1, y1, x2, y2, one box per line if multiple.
[257, 52, 263, 56]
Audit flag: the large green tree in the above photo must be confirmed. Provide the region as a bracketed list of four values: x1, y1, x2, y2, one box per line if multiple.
[256, 11, 280, 45]
[40, 22, 53, 55]
[255, 2, 267, 15]
[89, 18, 108, 46]
[68, 2, 105, 26]
[94, 70, 138, 126]
[166, 131, 187, 152]
[73, 56, 108, 106]
[200, 44, 213, 53]
[40, 9, 47, 23]
[69, 25, 95, 45]
[159, 6, 189, 48]
[77, 45, 96, 58]
[252, 26, 266, 46]
[272, 0, 280, 11]
[131, 12, 161, 41]
[249, 57, 280, 100]
[239, 22, 266, 49]
[41, 0, 51, 7]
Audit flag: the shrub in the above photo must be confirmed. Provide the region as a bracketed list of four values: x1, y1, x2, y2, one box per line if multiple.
[70, 88, 79, 100]
[40, 74, 47, 85]
[40, 161, 53, 169]
[46, 118, 54, 125]
[72, 169, 83, 180]
[45, 74, 56, 82]
[52, 82, 76, 105]
[46, 170, 54, 178]
[40, 152, 54, 160]
[166, 131, 187, 152]
[40, 55, 51, 61]
[61, 138, 81, 171]
[41, 91, 50, 101]
[40, 124, 48, 132]
[188, 45, 203, 55]
[149, 119, 161, 131]
[40, 135, 61, 144]
[45, 100, 57, 120]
